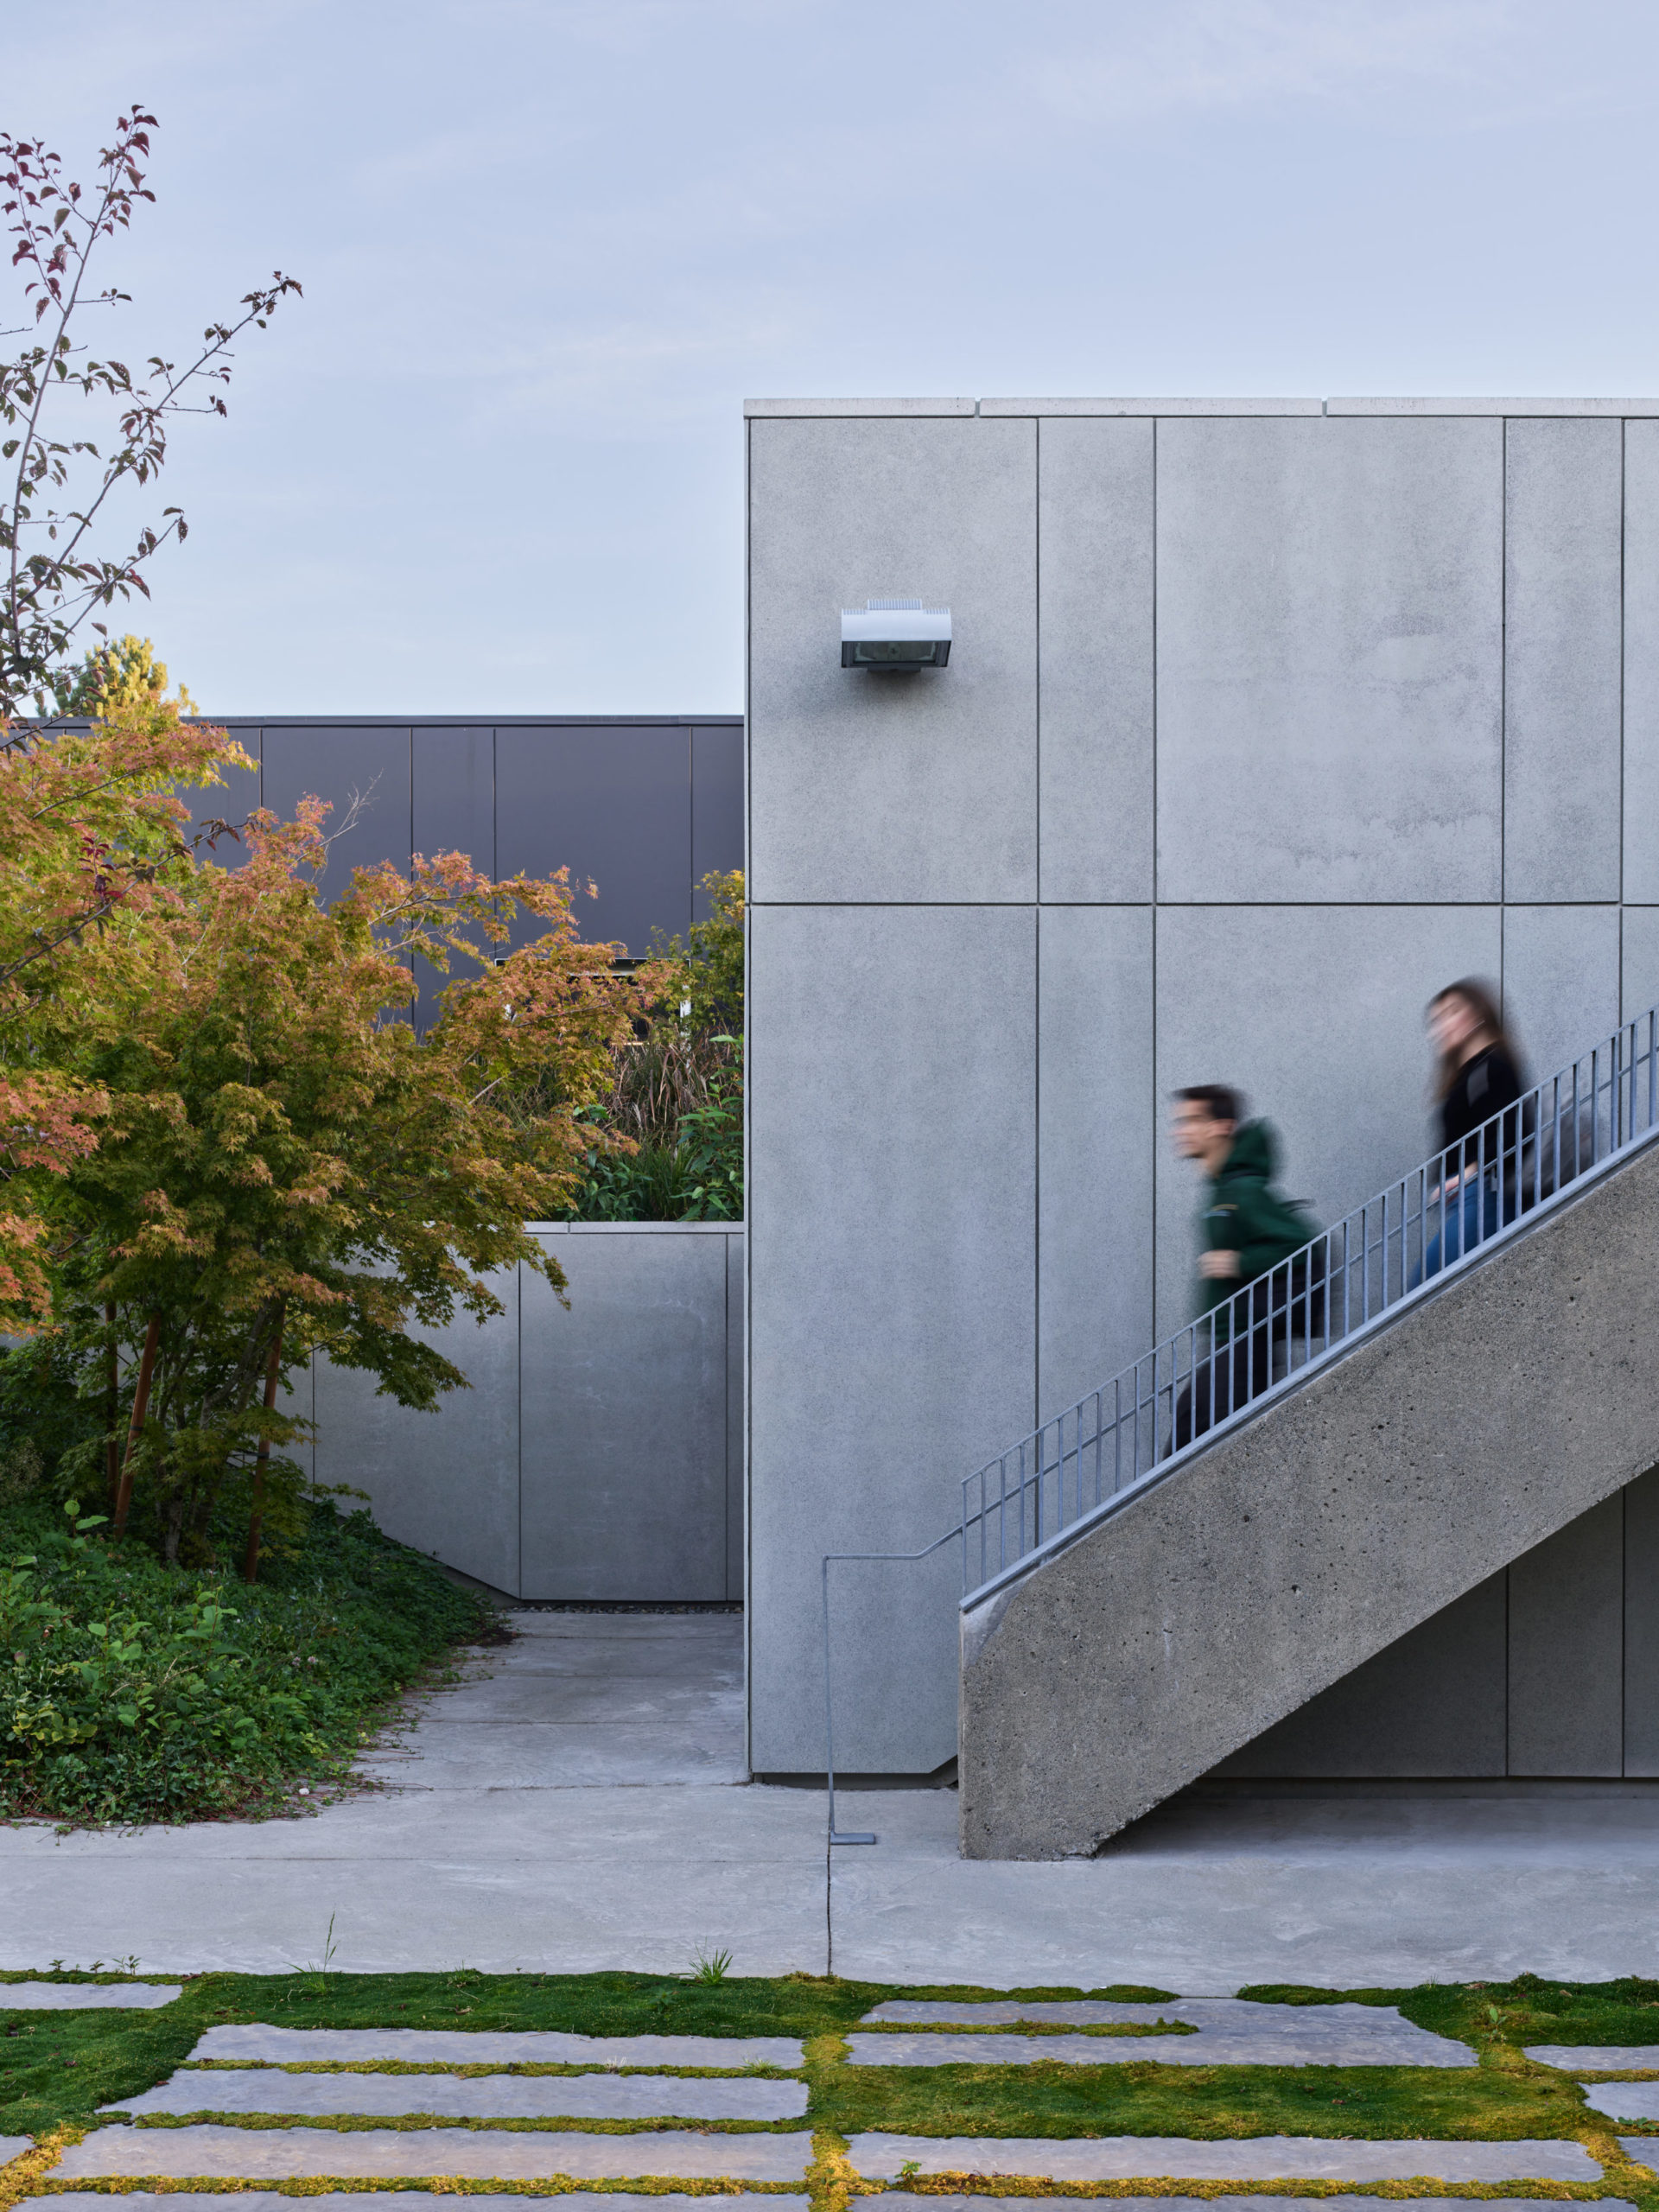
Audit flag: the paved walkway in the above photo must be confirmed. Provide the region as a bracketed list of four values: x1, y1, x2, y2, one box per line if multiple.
[3, 1612, 1659, 1981]
[12, 2024, 1630, 2200]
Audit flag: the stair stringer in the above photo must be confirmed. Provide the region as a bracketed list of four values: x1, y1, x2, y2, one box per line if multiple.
[958, 1133, 1659, 1859]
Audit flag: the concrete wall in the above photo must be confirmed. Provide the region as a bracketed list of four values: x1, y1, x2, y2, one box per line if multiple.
[957, 1134, 1659, 1857]
[745, 395, 1659, 1775]
[305, 1224, 743, 1603]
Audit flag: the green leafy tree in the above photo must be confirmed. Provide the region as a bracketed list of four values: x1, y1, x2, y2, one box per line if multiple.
[64, 632, 196, 721]
[38, 805, 639, 1568]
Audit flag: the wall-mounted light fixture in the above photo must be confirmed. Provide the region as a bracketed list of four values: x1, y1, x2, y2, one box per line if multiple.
[840, 598, 951, 672]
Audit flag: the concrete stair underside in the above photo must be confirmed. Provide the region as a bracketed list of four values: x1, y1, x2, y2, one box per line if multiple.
[960, 1133, 1659, 1859]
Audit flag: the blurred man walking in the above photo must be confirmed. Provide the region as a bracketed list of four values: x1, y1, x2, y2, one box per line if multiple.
[1170, 1085, 1319, 1446]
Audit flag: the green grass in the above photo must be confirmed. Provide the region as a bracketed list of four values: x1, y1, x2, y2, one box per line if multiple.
[4, 1969, 1659, 2208]
[1242, 1978, 1659, 2057]
[810, 2060, 1582, 2143]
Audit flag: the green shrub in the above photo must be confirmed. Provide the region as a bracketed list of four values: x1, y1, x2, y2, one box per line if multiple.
[0, 1494, 493, 1826]
[569, 1087, 741, 1223]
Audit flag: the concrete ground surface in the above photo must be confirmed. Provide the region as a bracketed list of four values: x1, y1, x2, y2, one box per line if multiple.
[3, 1611, 1659, 1980]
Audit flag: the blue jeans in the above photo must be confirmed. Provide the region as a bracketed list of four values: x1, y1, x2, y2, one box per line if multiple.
[1415, 1176, 1499, 1286]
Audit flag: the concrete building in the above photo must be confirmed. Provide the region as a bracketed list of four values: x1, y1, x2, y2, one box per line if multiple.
[744, 397, 1659, 1783]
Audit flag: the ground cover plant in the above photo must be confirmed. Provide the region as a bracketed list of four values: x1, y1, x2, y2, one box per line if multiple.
[3, 1967, 1659, 2207]
[0, 1488, 493, 1824]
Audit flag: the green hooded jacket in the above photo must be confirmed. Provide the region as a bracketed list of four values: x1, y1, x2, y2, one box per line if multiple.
[1195, 1120, 1318, 1319]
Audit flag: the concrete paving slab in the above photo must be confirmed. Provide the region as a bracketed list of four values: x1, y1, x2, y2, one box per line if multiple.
[0, 2137, 29, 2164]
[856, 1998, 1474, 2066]
[863, 2001, 1171, 2025]
[0, 1981, 181, 2009]
[872, 2201, 1631, 2212]
[190, 2027, 804, 2067]
[108, 2068, 807, 2120]
[364, 1616, 745, 1792]
[53, 2125, 814, 2181]
[48, 2197, 804, 2212]
[1587, 2083, 1659, 2120]
[406, 1677, 741, 1726]
[847, 2135, 1601, 2181]
[829, 1784, 1659, 1986]
[13, 1615, 1659, 1985]
[844, 2031, 1475, 2068]
[1621, 2140, 1659, 2167]
[1530, 2044, 1659, 2069]
[508, 1615, 742, 1642]
[0, 1783, 827, 1976]
[359, 1721, 747, 1789]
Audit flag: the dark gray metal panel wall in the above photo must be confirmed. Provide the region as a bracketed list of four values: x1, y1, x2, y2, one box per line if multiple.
[693, 723, 744, 912]
[184, 717, 742, 957]
[413, 727, 495, 876]
[261, 725, 414, 881]
[497, 724, 691, 953]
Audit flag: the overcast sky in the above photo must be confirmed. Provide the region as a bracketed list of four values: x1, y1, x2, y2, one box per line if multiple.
[7, 0, 1658, 715]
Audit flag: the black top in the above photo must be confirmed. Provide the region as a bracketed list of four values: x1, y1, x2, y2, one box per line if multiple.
[1440, 1042, 1524, 1174]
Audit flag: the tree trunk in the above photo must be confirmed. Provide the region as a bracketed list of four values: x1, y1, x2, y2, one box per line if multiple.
[112, 1314, 161, 1537]
[105, 1305, 119, 1510]
[244, 1314, 285, 1585]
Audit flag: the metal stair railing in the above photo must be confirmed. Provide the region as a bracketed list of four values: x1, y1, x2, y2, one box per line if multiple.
[959, 1008, 1659, 1608]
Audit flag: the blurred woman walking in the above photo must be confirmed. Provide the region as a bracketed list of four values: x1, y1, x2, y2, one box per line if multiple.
[1416, 977, 1527, 1282]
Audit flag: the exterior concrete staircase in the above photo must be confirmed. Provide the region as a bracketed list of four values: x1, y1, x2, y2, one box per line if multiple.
[957, 1027, 1659, 1859]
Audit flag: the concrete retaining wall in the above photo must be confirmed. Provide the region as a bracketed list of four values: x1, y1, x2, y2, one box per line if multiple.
[957, 1137, 1659, 1858]
[302, 1224, 743, 1603]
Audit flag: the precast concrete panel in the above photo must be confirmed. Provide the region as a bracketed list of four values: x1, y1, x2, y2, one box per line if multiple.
[1209, 1573, 1507, 1777]
[314, 1268, 521, 1597]
[519, 1229, 730, 1602]
[1503, 420, 1624, 902]
[1036, 418, 1154, 902]
[726, 1228, 745, 1600]
[1037, 906, 1154, 1413]
[746, 904, 1036, 1774]
[1508, 1494, 1624, 1776]
[1624, 1468, 1659, 1775]
[747, 416, 1037, 904]
[1624, 906, 1659, 1025]
[1154, 416, 1503, 904]
[496, 726, 692, 954]
[1151, 904, 1501, 1339]
[1501, 906, 1622, 1078]
[1626, 424, 1659, 903]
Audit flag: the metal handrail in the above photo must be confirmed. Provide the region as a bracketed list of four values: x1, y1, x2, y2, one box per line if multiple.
[960, 1008, 1659, 1608]
[821, 1530, 963, 1845]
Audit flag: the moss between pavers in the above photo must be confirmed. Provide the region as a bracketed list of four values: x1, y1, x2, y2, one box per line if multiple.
[113, 2121, 798, 2137]
[4, 1972, 1659, 2212]
[175, 2069, 802, 2083]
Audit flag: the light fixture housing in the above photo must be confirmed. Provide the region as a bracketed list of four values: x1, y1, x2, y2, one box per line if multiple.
[841, 598, 951, 671]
